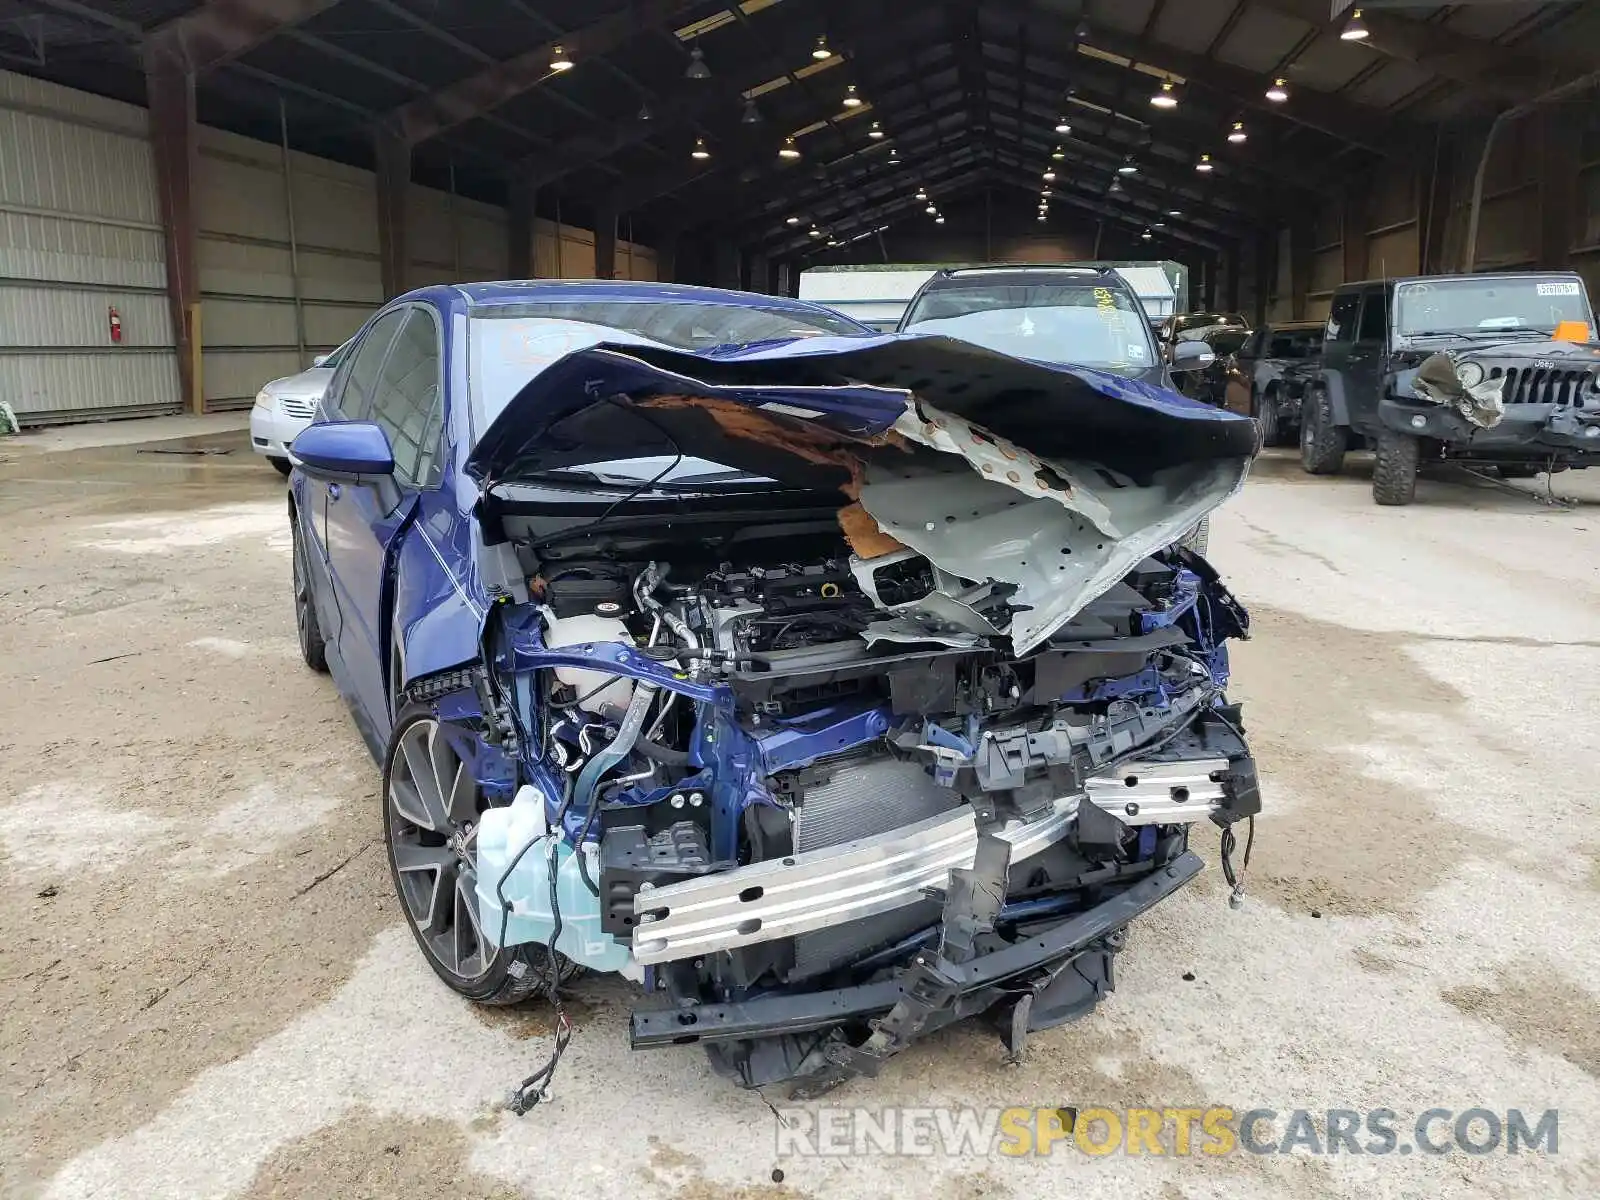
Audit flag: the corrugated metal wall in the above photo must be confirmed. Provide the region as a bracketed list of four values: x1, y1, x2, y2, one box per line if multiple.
[0, 70, 178, 424]
[196, 124, 384, 409]
[536, 218, 658, 280]
[0, 67, 664, 423]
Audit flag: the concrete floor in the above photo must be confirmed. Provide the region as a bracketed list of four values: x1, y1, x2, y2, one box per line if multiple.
[3, 421, 1599, 1199]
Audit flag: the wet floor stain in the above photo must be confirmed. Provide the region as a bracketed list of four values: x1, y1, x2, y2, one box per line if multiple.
[1441, 960, 1600, 1080]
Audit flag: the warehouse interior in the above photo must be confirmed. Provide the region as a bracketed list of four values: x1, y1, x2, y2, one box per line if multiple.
[0, 0, 1595, 423]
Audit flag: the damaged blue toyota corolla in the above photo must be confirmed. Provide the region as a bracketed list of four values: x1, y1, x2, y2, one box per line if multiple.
[286, 280, 1262, 1104]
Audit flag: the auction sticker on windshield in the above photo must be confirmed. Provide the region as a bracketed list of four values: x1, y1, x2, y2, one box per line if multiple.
[1537, 281, 1581, 296]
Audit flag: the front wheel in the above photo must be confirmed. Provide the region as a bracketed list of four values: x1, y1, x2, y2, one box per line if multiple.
[1372, 428, 1420, 506]
[1300, 387, 1348, 476]
[269, 457, 292, 477]
[291, 518, 328, 672]
[384, 706, 570, 1005]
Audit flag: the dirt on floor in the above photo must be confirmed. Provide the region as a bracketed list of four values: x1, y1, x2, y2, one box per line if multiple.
[2, 424, 1599, 1199]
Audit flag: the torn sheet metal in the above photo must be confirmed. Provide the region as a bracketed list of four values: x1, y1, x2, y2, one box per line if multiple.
[856, 400, 1246, 656]
[1412, 353, 1506, 429]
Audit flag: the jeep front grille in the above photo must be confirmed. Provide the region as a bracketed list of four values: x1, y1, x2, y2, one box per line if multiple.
[1491, 366, 1598, 407]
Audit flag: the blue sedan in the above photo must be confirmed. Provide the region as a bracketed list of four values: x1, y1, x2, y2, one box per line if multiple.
[288, 279, 1261, 1094]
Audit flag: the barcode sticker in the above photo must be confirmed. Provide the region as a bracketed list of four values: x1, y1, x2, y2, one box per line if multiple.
[1536, 281, 1581, 296]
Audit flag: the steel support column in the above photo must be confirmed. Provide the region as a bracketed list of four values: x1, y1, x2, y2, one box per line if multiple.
[1537, 108, 1578, 268]
[1342, 185, 1367, 284]
[655, 228, 679, 283]
[594, 202, 619, 280]
[508, 180, 537, 277]
[374, 129, 410, 300]
[145, 59, 201, 414]
[714, 242, 741, 290]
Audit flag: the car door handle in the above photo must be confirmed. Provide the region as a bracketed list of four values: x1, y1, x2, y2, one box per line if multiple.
[328, 483, 342, 501]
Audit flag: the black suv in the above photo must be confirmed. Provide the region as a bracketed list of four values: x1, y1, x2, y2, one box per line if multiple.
[1301, 272, 1600, 504]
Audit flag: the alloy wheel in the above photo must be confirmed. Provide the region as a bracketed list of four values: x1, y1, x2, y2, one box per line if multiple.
[292, 529, 312, 657]
[387, 717, 492, 982]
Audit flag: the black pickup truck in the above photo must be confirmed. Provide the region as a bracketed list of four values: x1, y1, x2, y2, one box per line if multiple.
[1300, 272, 1600, 504]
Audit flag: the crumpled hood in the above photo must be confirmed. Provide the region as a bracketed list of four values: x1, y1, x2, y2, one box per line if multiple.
[470, 332, 1258, 654]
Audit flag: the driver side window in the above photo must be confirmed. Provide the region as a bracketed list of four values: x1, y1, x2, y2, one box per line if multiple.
[334, 310, 407, 420]
[368, 308, 444, 490]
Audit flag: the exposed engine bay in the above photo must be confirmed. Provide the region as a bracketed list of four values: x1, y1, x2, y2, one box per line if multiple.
[464, 340, 1261, 1094]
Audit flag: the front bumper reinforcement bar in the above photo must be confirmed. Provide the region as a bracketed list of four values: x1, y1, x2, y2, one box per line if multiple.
[630, 849, 1204, 1050]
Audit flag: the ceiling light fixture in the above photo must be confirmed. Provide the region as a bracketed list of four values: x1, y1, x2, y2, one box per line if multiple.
[742, 99, 762, 124]
[1228, 121, 1247, 143]
[915, 188, 928, 201]
[1041, 188, 1053, 197]
[1108, 177, 1125, 195]
[685, 45, 711, 80]
[812, 34, 831, 60]
[1075, 18, 1090, 40]
[786, 215, 802, 225]
[926, 204, 938, 214]
[779, 136, 800, 159]
[1150, 80, 1178, 109]
[1265, 77, 1289, 102]
[1167, 208, 1182, 217]
[1042, 169, 1057, 181]
[1051, 145, 1065, 160]
[1141, 229, 1153, 240]
[1196, 153, 1214, 172]
[868, 120, 885, 139]
[1340, 8, 1370, 40]
[808, 227, 824, 237]
[1153, 221, 1166, 228]
[637, 102, 652, 121]
[549, 45, 574, 72]
[1118, 156, 1138, 175]
[691, 136, 710, 160]
[842, 84, 863, 108]
[935, 215, 946, 224]
[1055, 117, 1072, 134]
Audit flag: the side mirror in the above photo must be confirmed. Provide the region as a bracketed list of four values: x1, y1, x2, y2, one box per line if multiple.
[312, 353, 331, 367]
[1170, 340, 1217, 372]
[290, 420, 395, 480]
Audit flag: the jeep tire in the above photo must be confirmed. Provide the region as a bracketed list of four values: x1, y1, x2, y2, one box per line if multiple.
[1372, 428, 1421, 506]
[1300, 386, 1348, 475]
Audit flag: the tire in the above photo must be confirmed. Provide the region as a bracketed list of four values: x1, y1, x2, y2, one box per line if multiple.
[1372, 428, 1421, 506]
[269, 457, 292, 477]
[1177, 516, 1210, 557]
[291, 517, 328, 673]
[1256, 392, 1279, 449]
[383, 704, 572, 1005]
[1300, 386, 1348, 476]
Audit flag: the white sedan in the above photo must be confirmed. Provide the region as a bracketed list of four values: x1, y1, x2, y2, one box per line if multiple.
[248, 340, 350, 475]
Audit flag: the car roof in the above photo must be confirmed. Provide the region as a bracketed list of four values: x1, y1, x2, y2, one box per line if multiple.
[450, 279, 863, 324]
[924, 263, 1130, 286]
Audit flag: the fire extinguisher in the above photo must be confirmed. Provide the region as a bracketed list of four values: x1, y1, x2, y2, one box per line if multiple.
[108, 307, 123, 344]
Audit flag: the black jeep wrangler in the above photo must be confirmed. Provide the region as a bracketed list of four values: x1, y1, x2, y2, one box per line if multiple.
[1300, 272, 1600, 505]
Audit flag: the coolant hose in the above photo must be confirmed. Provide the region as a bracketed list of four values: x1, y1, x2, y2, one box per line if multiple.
[634, 736, 690, 767]
[572, 680, 660, 818]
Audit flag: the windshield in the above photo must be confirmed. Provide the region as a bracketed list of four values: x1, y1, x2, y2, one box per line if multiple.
[1395, 277, 1594, 338]
[470, 302, 868, 430]
[901, 281, 1156, 375]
